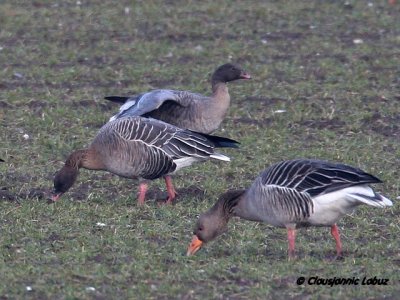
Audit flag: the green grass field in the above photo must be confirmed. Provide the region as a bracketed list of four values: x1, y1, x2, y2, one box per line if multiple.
[1, 0, 399, 299]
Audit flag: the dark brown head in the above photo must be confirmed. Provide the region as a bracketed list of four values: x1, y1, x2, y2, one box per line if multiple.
[187, 189, 246, 256]
[211, 63, 251, 85]
[52, 166, 79, 201]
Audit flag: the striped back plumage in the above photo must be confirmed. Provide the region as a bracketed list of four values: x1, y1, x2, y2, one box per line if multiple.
[94, 116, 237, 180]
[260, 159, 381, 197]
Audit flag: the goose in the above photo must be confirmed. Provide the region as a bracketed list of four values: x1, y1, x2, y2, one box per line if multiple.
[104, 63, 251, 134]
[52, 116, 239, 205]
[187, 159, 393, 258]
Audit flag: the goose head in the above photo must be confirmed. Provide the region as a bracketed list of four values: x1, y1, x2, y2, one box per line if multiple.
[212, 63, 251, 84]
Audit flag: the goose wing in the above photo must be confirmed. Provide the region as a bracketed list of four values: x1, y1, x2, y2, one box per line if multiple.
[108, 116, 232, 162]
[260, 159, 381, 197]
[107, 89, 198, 121]
[251, 180, 314, 223]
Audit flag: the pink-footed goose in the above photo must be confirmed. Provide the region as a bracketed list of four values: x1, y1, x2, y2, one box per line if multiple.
[52, 116, 239, 205]
[187, 159, 392, 258]
[104, 63, 251, 134]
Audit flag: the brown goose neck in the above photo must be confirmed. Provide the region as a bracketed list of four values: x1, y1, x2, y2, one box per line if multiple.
[65, 148, 102, 170]
[65, 149, 87, 169]
[211, 81, 227, 94]
[213, 189, 246, 220]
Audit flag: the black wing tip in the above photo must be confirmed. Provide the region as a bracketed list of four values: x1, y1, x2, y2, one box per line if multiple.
[188, 131, 240, 148]
[0, 158, 4, 162]
[366, 173, 383, 184]
[215, 142, 239, 149]
[104, 96, 130, 104]
[208, 136, 240, 148]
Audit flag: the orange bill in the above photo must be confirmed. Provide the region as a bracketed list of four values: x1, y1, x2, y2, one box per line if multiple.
[186, 235, 203, 256]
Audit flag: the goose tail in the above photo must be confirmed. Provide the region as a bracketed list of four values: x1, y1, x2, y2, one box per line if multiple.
[193, 132, 240, 148]
[210, 153, 231, 162]
[349, 191, 393, 208]
[104, 96, 130, 104]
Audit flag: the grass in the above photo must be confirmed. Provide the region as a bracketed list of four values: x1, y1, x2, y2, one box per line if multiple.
[1, 0, 399, 299]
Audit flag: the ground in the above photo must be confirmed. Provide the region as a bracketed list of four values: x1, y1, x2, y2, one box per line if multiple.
[0, 0, 399, 299]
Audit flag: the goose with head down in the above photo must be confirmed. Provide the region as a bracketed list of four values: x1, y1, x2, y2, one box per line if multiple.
[52, 116, 239, 205]
[105, 63, 251, 134]
[187, 159, 393, 259]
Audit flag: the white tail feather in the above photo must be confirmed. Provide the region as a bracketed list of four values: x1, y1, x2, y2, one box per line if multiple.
[348, 192, 393, 208]
[210, 153, 230, 162]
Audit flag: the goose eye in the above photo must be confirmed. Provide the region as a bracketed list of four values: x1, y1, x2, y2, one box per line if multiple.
[231, 67, 236, 71]
[198, 226, 204, 231]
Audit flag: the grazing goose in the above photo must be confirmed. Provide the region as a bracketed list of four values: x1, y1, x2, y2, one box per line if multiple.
[105, 63, 251, 134]
[52, 116, 239, 205]
[187, 159, 393, 258]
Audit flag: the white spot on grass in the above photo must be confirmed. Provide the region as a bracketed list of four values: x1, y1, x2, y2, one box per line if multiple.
[194, 45, 204, 52]
[274, 110, 286, 114]
[85, 286, 96, 292]
[14, 72, 24, 79]
[23, 134, 29, 140]
[96, 222, 106, 227]
[76, 1, 82, 5]
[26, 286, 33, 291]
[261, 39, 268, 44]
[124, 7, 130, 14]
[353, 39, 364, 44]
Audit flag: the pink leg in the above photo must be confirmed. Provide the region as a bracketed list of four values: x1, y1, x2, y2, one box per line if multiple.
[137, 182, 148, 205]
[287, 227, 296, 259]
[330, 224, 342, 257]
[164, 176, 177, 204]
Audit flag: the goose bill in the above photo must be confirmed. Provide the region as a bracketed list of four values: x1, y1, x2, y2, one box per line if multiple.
[187, 235, 203, 256]
[51, 193, 62, 202]
[240, 72, 251, 79]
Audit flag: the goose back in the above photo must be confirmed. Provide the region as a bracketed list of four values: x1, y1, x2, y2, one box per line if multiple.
[235, 159, 386, 227]
[91, 117, 236, 180]
[109, 89, 225, 133]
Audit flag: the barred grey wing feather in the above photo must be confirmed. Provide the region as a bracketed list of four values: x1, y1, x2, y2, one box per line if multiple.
[256, 183, 314, 222]
[109, 117, 173, 146]
[140, 146, 176, 180]
[111, 90, 190, 121]
[161, 133, 215, 160]
[260, 159, 382, 198]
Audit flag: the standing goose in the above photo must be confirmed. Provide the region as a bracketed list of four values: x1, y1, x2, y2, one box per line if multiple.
[105, 63, 251, 134]
[52, 116, 239, 205]
[187, 159, 393, 258]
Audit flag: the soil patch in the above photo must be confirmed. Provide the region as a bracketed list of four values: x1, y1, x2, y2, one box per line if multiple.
[361, 112, 400, 138]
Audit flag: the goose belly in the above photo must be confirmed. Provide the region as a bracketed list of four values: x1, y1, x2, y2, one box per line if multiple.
[307, 188, 364, 226]
[172, 157, 203, 173]
[94, 143, 149, 179]
[103, 155, 142, 178]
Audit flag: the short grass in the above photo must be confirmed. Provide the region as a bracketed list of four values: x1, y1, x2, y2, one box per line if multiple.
[1, 0, 399, 299]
